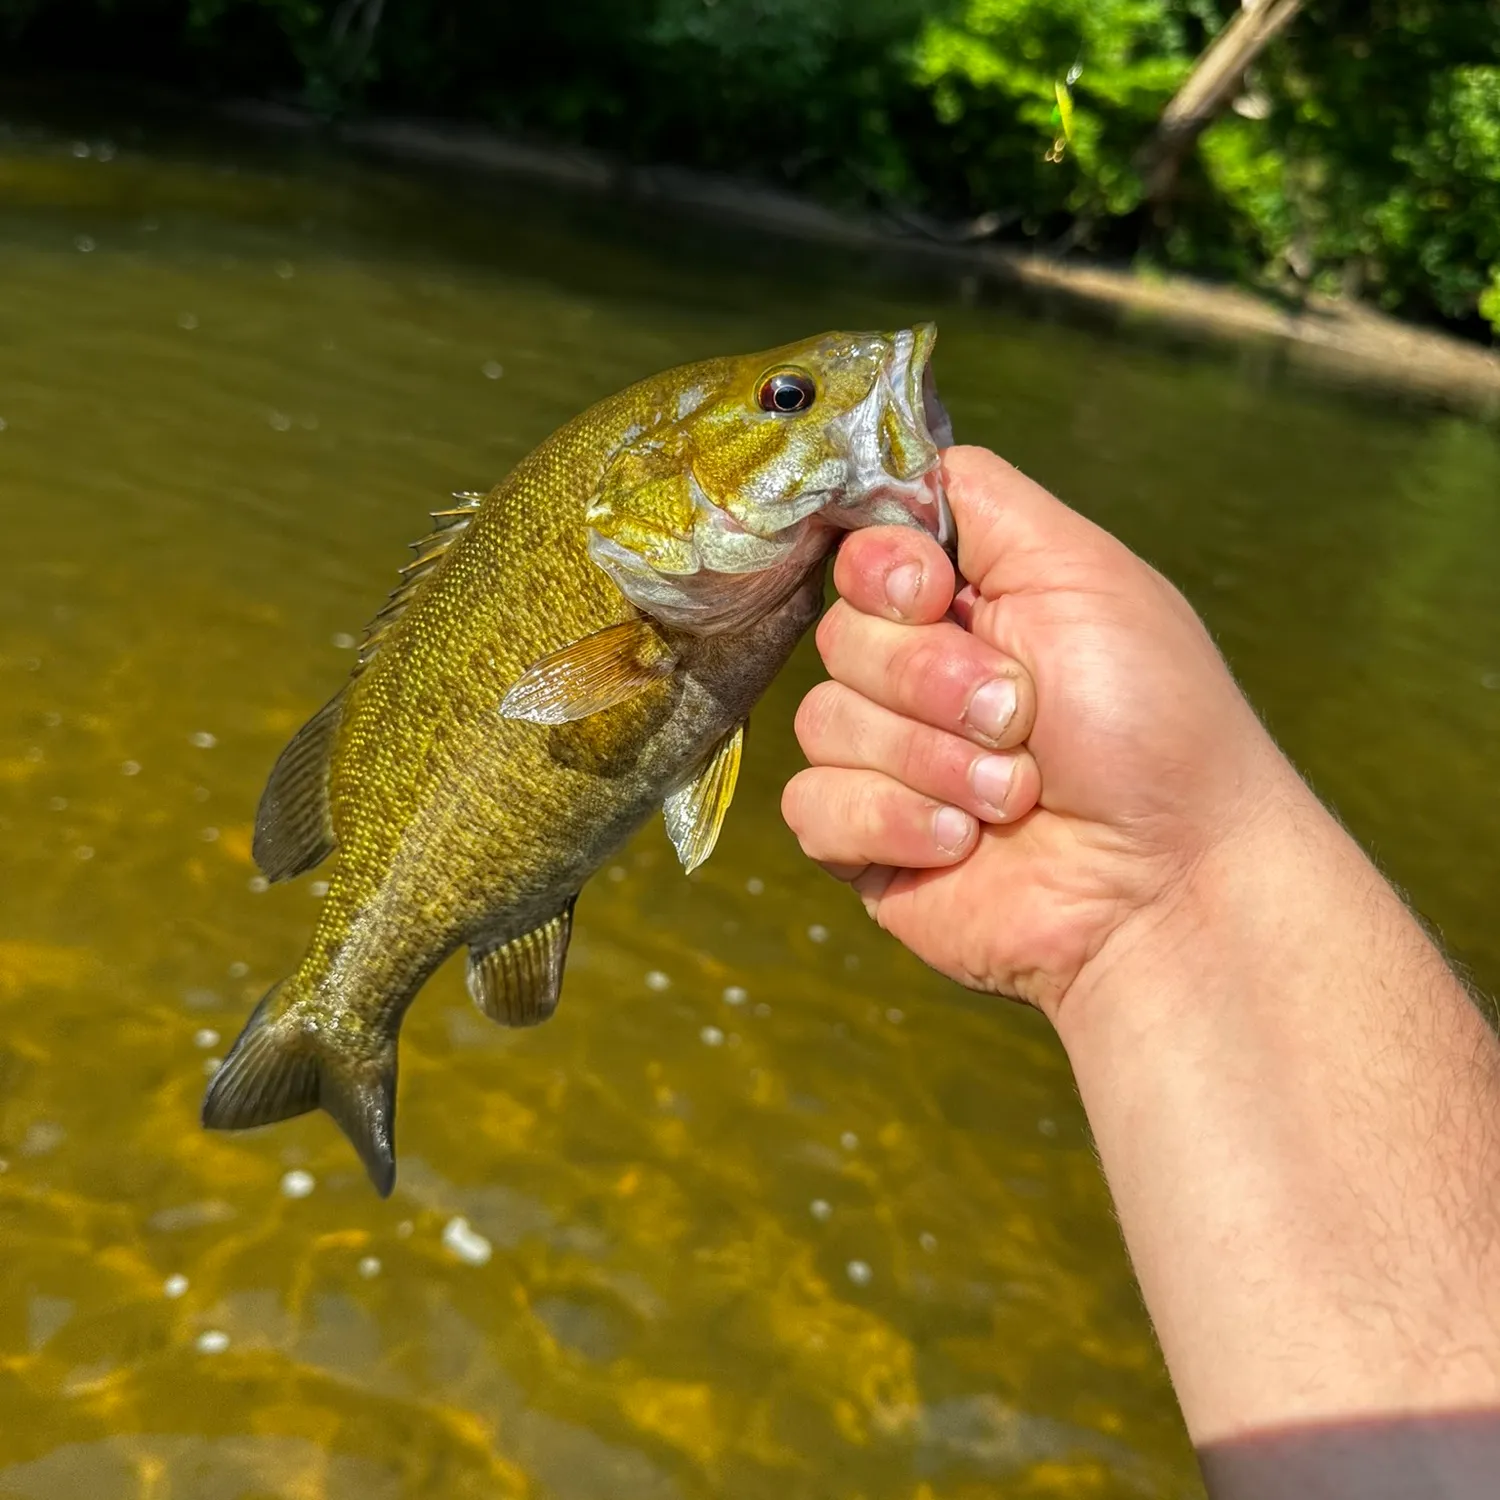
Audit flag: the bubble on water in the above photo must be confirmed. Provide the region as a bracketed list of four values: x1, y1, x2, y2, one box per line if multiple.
[357, 1256, 382, 1279]
[331, 632, 357, 650]
[300, 414, 319, 431]
[844, 953, 860, 971]
[442, 1216, 492, 1266]
[845, 1260, 873, 1287]
[840, 1131, 859, 1151]
[228, 961, 249, 980]
[885, 1007, 904, 1024]
[97, 142, 116, 163]
[75, 846, 95, 861]
[24, 746, 42, 763]
[1482, 671, 1500, 691]
[195, 1329, 230, 1354]
[809, 1199, 832, 1222]
[275, 260, 296, 279]
[396, 1220, 414, 1239]
[808, 924, 829, 943]
[71, 141, 90, 158]
[203, 1057, 222, 1076]
[21, 1122, 65, 1157]
[47, 797, 67, 812]
[183, 987, 219, 1008]
[1038, 1117, 1058, 1138]
[700, 1025, 724, 1047]
[200, 827, 219, 843]
[248, 876, 269, 893]
[177, 312, 199, 331]
[723, 986, 748, 1006]
[753, 1002, 771, 1018]
[280, 1169, 316, 1199]
[43, 711, 61, 728]
[192, 786, 211, 802]
[162, 1274, 189, 1299]
[482, 360, 505, 380]
[22, 657, 40, 671]
[268, 410, 292, 432]
[644, 970, 670, 992]
[74, 234, 95, 253]
[919, 1232, 938, 1253]
[309, 880, 330, 898]
[189, 731, 217, 749]
[194, 1028, 220, 1050]
[121, 760, 141, 776]
[746, 877, 765, 895]
[0, 418, 7, 432]
[607, 865, 627, 882]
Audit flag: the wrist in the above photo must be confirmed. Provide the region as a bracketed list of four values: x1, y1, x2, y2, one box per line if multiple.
[1052, 759, 1366, 1056]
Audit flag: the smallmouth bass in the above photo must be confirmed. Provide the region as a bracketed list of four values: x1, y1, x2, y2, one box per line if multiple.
[203, 325, 954, 1193]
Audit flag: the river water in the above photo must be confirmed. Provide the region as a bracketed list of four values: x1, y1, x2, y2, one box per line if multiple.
[1, 108, 1497, 1500]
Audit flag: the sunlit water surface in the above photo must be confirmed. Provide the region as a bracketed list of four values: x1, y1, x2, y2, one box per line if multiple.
[2, 110, 1498, 1500]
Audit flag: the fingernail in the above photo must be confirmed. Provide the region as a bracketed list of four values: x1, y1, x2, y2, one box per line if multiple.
[970, 754, 1016, 814]
[885, 562, 922, 615]
[933, 805, 975, 855]
[966, 678, 1016, 743]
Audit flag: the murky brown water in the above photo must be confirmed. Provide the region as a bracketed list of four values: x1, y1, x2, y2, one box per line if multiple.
[2, 108, 1498, 1500]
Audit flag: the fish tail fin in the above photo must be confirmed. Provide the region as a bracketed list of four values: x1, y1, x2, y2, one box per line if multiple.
[201, 981, 398, 1197]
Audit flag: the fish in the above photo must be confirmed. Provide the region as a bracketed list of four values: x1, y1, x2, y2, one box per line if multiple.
[202, 323, 954, 1195]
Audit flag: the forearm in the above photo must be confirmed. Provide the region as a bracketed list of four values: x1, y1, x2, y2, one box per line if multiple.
[1057, 768, 1500, 1444]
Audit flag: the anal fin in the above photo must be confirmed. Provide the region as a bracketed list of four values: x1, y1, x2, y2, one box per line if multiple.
[663, 722, 744, 873]
[253, 691, 345, 881]
[468, 902, 576, 1027]
[499, 620, 677, 725]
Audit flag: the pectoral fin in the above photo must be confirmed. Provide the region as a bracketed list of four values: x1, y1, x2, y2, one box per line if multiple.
[467, 903, 576, 1027]
[500, 619, 677, 724]
[663, 723, 744, 874]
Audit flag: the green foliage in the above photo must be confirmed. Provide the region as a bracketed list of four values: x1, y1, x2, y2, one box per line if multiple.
[5, 0, 1499, 339]
[1197, 2, 1500, 328]
[911, 0, 1226, 221]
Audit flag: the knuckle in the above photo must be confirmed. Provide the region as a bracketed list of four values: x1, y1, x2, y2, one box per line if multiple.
[890, 630, 970, 718]
[814, 602, 848, 662]
[780, 773, 814, 833]
[794, 682, 843, 754]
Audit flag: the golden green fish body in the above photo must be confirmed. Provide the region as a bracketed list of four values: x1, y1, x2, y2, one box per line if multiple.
[204, 326, 952, 1192]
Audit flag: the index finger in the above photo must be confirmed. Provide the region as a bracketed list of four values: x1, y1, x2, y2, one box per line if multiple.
[833, 526, 956, 625]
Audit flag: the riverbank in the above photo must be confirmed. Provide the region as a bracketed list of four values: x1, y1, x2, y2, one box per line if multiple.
[227, 103, 1500, 423]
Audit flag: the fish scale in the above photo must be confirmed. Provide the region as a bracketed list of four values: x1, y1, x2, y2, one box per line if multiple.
[203, 324, 952, 1194]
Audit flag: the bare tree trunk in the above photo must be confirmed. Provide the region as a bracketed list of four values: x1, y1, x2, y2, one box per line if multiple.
[1138, 0, 1306, 206]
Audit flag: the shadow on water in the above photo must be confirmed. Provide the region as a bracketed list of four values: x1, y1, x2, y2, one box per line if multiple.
[0, 94, 1497, 1499]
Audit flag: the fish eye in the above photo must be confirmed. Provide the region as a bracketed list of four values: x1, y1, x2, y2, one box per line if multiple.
[757, 370, 817, 415]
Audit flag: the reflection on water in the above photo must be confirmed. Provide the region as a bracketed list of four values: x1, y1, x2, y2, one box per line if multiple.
[1, 106, 1497, 1499]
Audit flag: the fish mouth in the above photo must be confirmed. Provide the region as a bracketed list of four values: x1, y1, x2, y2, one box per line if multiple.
[825, 322, 955, 549]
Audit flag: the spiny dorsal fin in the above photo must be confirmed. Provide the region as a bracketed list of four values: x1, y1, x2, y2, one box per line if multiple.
[253, 691, 345, 881]
[468, 902, 576, 1027]
[357, 491, 486, 671]
[663, 722, 744, 873]
[499, 619, 677, 725]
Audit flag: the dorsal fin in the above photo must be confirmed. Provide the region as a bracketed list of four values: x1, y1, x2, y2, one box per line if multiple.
[357, 491, 486, 671]
[254, 691, 345, 881]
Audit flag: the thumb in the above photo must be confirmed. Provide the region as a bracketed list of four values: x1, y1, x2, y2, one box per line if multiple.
[942, 446, 1132, 599]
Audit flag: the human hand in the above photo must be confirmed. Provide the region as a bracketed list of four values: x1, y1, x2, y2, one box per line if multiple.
[782, 445, 1298, 1020]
